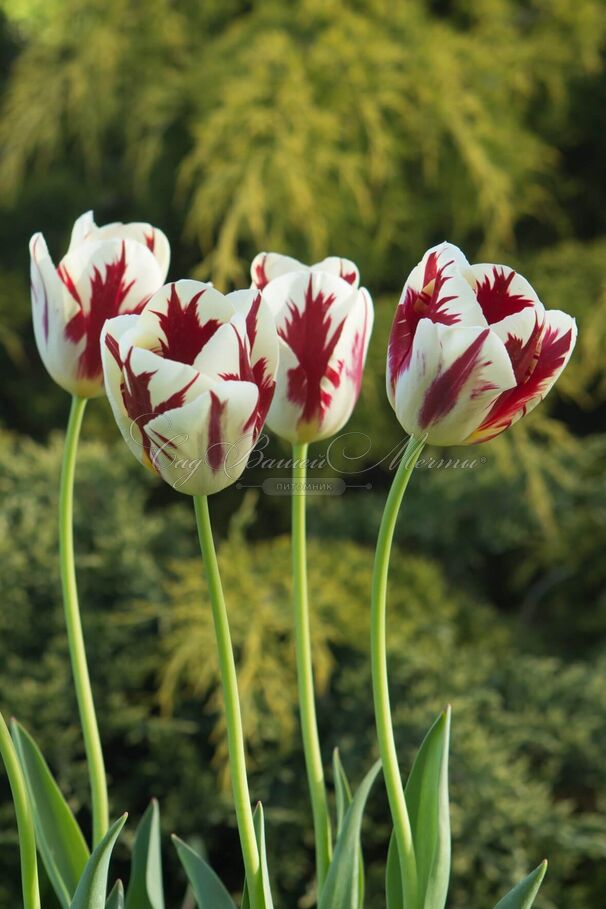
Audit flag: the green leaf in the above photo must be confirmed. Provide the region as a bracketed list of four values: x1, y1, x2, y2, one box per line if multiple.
[70, 814, 127, 909]
[172, 835, 236, 909]
[106, 881, 125, 909]
[252, 803, 274, 909]
[240, 802, 274, 909]
[386, 831, 403, 909]
[493, 862, 548, 909]
[318, 760, 381, 909]
[405, 707, 451, 909]
[125, 800, 165, 909]
[10, 719, 90, 908]
[333, 748, 353, 834]
[333, 749, 365, 906]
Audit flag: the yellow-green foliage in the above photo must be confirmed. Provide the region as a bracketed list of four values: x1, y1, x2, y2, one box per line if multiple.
[1, 0, 605, 287]
[159, 509, 495, 783]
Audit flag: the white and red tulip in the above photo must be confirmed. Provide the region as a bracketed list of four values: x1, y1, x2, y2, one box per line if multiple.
[30, 210, 170, 397]
[101, 280, 279, 495]
[387, 242, 577, 445]
[251, 252, 373, 443]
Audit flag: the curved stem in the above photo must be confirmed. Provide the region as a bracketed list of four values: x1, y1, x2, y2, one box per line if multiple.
[193, 496, 262, 909]
[0, 712, 41, 909]
[59, 395, 109, 846]
[291, 443, 333, 893]
[371, 435, 425, 909]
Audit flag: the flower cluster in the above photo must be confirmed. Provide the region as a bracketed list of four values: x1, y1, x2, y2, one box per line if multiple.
[33, 219, 575, 472]
[9, 212, 578, 909]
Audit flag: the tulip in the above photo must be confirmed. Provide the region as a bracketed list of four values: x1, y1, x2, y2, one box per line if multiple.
[104, 278, 279, 904]
[30, 210, 170, 397]
[102, 280, 279, 496]
[387, 242, 577, 446]
[251, 252, 374, 443]
[250, 251, 373, 893]
[251, 251, 360, 291]
[30, 209, 169, 844]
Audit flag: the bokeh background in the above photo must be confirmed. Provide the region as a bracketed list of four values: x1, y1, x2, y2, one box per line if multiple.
[1, 1, 606, 906]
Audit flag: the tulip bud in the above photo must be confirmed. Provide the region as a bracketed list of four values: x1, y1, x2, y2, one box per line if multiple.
[387, 242, 577, 445]
[102, 280, 279, 496]
[30, 211, 170, 397]
[251, 252, 374, 443]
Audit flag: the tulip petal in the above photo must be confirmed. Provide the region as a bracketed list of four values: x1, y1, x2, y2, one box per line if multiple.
[194, 321, 245, 383]
[262, 270, 359, 440]
[250, 251, 306, 290]
[394, 320, 516, 446]
[469, 310, 577, 443]
[229, 290, 279, 432]
[387, 242, 485, 405]
[57, 238, 164, 382]
[316, 287, 374, 440]
[311, 256, 360, 288]
[265, 339, 307, 442]
[469, 264, 543, 327]
[30, 233, 97, 396]
[67, 211, 96, 253]
[132, 280, 235, 366]
[91, 221, 170, 280]
[101, 316, 207, 469]
[146, 381, 259, 495]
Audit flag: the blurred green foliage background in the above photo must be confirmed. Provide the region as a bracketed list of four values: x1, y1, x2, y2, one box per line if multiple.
[0, 1, 605, 906]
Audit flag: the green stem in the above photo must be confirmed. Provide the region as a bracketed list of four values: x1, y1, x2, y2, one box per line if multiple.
[371, 435, 425, 909]
[193, 496, 262, 909]
[291, 442, 333, 894]
[0, 712, 41, 909]
[59, 395, 108, 846]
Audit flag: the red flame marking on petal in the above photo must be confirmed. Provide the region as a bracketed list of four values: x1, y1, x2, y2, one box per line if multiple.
[105, 333, 198, 465]
[58, 264, 83, 306]
[475, 267, 535, 325]
[245, 292, 262, 349]
[153, 284, 220, 365]
[219, 325, 270, 437]
[418, 329, 493, 429]
[280, 276, 346, 427]
[388, 253, 460, 392]
[144, 231, 156, 253]
[346, 299, 370, 396]
[253, 256, 270, 290]
[207, 391, 227, 471]
[474, 323, 574, 442]
[504, 315, 543, 385]
[339, 261, 358, 285]
[63, 243, 144, 380]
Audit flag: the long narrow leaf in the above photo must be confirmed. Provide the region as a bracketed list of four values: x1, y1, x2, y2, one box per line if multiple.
[386, 831, 403, 909]
[240, 803, 274, 909]
[125, 800, 165, 909]
[107, 881, 125, 909]
[404, 708, 451, 909]
[493, 862, 548, 909]
[172, 835, 236, 909]
[11, 720, 89, 908]
[70, 815, 127, 909]
[252, 803, 274, 909]
[333, 749, 353, 835]
[333, 749, 365, 907]
[318, 760, 381, 909]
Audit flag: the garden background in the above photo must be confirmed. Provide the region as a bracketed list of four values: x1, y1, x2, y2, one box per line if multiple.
[1, 1, 606, 906]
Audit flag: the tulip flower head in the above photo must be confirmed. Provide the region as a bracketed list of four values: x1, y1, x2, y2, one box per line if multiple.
[387, 242, 577, 445]
[102, 280, 279, 495]
[30, 211, 170, 397]
[251, 252, 374, 443]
